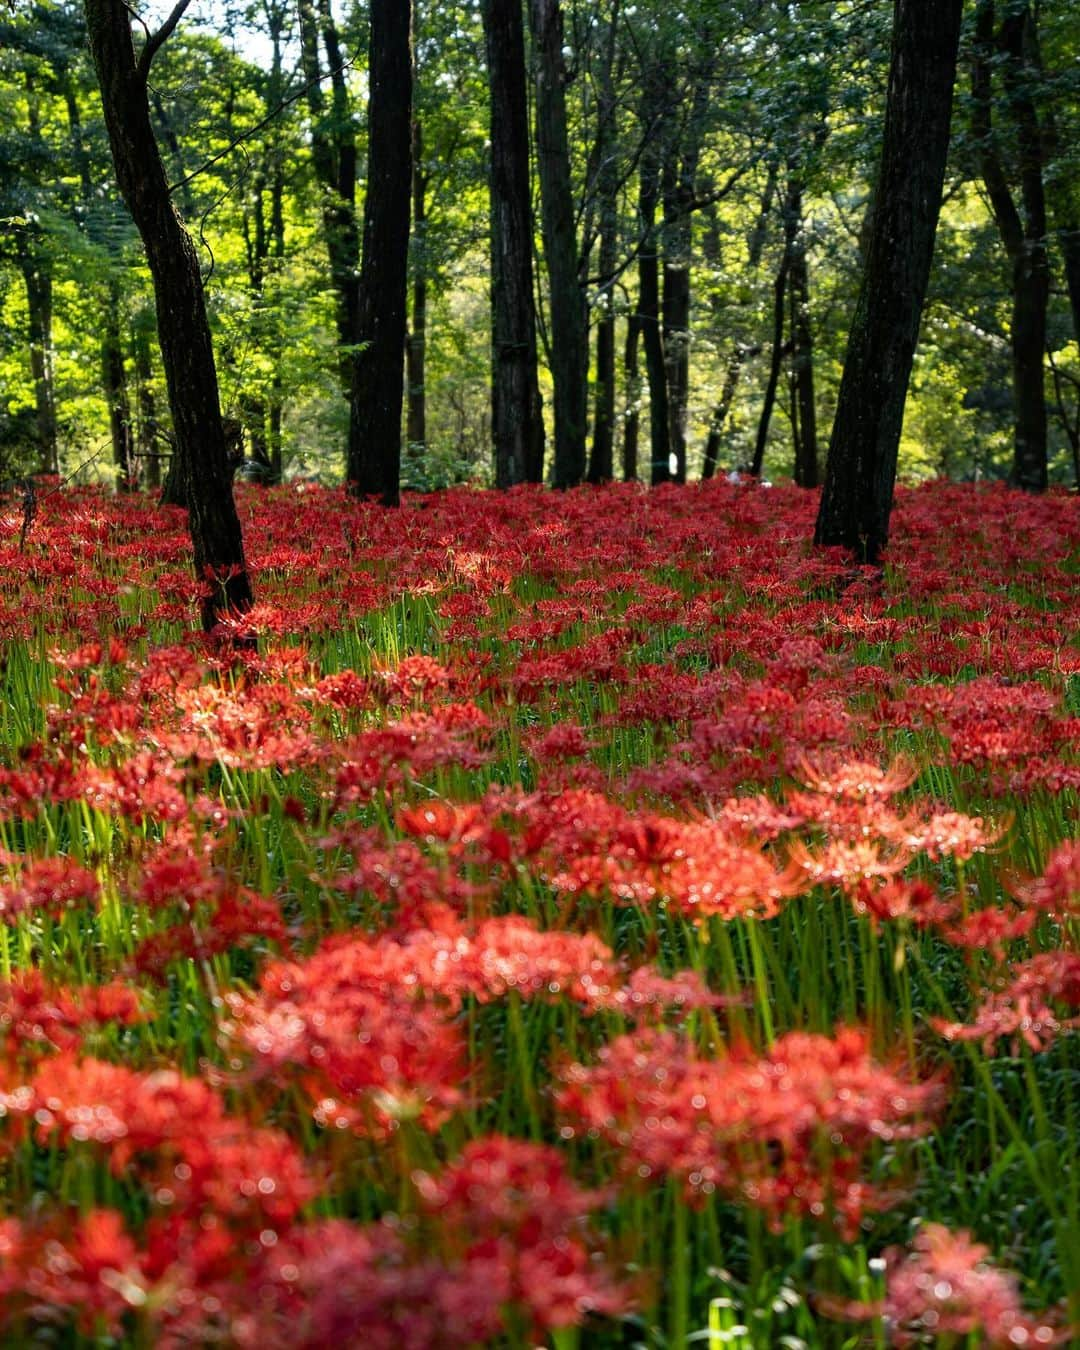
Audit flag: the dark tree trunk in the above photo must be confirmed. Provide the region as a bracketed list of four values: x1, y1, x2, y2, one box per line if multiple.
[19, 253, 58, 476]
[586, 6, 620, 486]
[102, 279, 136, 490]
[701, 164, 777, 479]
[786, 177, 818, 487]
[530, 0, 588, 488]
[971, 0, 1048, 491]
[638, 126, 671, 485]
[406, 113, 428, 455]
[481, 0, 545, 487]
[622, 312, 641, 482]
[751, 254, 789, 477]
[347, 0, 412, 505]
[83, 0, 253, 630]
[298, 0, 360, 400]
[814, 0, 963, 560]
[702, 350, 743, 481]
[132, 312, 160, 490]
[661, 75, 710, 485]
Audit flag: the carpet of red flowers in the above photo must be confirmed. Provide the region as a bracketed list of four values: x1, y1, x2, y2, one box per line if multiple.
[0, 478, 1077, 1347]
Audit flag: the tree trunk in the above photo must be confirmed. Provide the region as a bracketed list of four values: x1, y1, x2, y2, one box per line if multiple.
[102, 279, 136, 490]
[530, 0, 588, 489]
[481, 0, 545, 488]
[637, 106, 670, 485]
[586, 6, 620, 486]
[814, 0, 963, 560]
[661, 74, 710, 485]
[19, 253, 58, 476]
[297, 0, 360, 400]
[786, 177, 818, 487]
[406, 113, 428, 455]
[347, 0, 412, 505]
[751, 254, 789, 476]
[83, 0, 253, 630]
[132, 312, 160, 490]
[701, 164, 777, 479]
[622, 312, 641, 482]
[971, 0, 1048, 491]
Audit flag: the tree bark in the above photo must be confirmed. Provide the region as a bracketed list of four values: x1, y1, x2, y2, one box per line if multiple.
[347, 0, 412, 505]
[132, 311, 160, 490]
[481, 0, 545, 488]
[786, 177, 818, 487]
[102, 279, 136, 490]
[18, 252, 58, 476]
[661, 73, 711, 485]
[83, 0, 253, 630]
[586, 5, 620, 486]
[637, 108, 670, 485]
[971, 0, 1048, 492]
[297, 0, 360, 400]
[530, 0, 588, 488]
[814, 0, 963, 561]
[701, 163, 777, 479]
[622, 312, 641, 482]
[406, 112, 428, 455]
[751, 253, 789, 477]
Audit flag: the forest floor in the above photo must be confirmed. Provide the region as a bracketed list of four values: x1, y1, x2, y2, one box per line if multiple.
[0, 478, 1077, 1347]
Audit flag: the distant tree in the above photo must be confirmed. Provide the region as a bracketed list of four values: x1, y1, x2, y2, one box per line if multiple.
[971, 0, 1049, 491]
[83, 0, 253, 630]
[530, 0, 588, 488]
[814, 0, 964, 560]
[347, 0, 412, 505]
[480, 0, 545, 488]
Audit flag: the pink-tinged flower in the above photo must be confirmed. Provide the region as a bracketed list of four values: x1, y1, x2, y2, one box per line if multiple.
[934, 952, 1080, 1054]
[1021, 838, 1080, 919]
[880, 1223, 1069, 1346]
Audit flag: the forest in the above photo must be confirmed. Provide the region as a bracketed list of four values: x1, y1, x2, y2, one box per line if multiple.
[0, 2, 1079, 1348]
[2, 0, 1078, 505]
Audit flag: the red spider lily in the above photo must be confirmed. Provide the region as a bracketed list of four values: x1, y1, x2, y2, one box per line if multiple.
[0, 855, 100, 921]
[557, 1027, 944, 1237]
[414, 1136, 628, 1330]
[879, 1223, 1069, 1346]
[0, 1209, 146, 1337]
[1020, 839, 1080, 919]
[0, 970, 146, 1060]
[934, 952, 1080, 1054]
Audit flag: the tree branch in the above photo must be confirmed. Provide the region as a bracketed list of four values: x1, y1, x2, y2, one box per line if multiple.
[136, 0, 193, 82]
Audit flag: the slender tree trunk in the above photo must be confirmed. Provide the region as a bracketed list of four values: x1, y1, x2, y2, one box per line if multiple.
[751, 254, 788, 477]
[132, 313, 160, 490]
[406, 114, 428, 455]
[102, 279, 136, 490]
[530, 0, 588, 488]
[662, 74, 710, 485]
[814, 0, 964, 559]
[637, 108, 670, 485]
[19, 254, 59, 476]
[347, 0, 412, 505]
[298, 0, 360, 400]
[481, 0, 545, 487]
[702, 349, 743, 480]
[83, 0, 253, 630]
[702, 163, 777, 477]
[587, 6, 620, 486]
[786, 177, 818, 487]
[622, 312, 641, 482]
[971, 0, 1048, 491]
